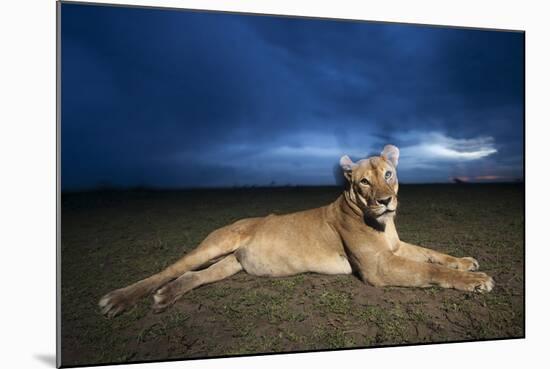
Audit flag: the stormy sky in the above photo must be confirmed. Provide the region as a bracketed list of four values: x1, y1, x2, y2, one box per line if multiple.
[61, 3, 524, 190]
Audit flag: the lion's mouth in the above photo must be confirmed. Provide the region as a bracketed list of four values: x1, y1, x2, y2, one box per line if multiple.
[368, 204, 397, 218]
[374, 208, 396, 217]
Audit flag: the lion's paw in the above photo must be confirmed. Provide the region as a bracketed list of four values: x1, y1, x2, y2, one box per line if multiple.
[454, 272, 495, 293]
[152, 285, 177, 314]
[98, 287, 137, 318]
[457, 257, 480, 271]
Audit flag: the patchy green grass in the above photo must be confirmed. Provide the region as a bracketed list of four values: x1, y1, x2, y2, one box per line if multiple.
[316, 291, 353, 316]
[61, 184, 524, 366]
[312, 325, 356, 349]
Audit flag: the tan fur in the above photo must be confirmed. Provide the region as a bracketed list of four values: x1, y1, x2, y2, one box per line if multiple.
[99, 145, 494, 317]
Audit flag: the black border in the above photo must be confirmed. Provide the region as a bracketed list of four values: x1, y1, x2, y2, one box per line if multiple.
[56, 1, 526, 368]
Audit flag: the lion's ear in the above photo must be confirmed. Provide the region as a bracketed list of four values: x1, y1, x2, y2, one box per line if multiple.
[381, 145, 400, 167]
[340, 155, 357, 172]
[340, 155, 357, 181]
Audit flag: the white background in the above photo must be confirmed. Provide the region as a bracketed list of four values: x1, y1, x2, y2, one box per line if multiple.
[1, 0, 548, 368]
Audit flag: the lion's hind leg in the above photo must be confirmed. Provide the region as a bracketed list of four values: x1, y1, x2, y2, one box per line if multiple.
[99, 218, 259, 318]
[152, 253, 242, 313]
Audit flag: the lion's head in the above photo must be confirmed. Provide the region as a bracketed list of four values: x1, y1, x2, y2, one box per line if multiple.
[340, 145, 400, 228]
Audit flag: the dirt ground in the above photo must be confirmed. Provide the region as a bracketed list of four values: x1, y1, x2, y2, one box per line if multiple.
[60, 184, 524, 367]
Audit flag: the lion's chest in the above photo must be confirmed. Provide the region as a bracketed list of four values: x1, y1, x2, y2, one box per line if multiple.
[383, 221, 401, 252]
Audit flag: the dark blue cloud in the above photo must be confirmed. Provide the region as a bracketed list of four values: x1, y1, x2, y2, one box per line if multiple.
[61, 3, 524, 190]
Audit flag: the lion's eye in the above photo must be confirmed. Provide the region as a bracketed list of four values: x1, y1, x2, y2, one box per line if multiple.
[360, 178, 370, 185]
[385, 171, 392, 180]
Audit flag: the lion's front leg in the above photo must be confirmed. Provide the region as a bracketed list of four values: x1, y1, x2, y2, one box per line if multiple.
[363, 251, 494, 292]
[395, 241, 479, 272]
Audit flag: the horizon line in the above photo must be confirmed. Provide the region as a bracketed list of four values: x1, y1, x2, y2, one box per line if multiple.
[61, 181, 524, 194]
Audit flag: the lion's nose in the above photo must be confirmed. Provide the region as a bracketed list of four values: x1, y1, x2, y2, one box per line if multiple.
[377, 197, 392, 206]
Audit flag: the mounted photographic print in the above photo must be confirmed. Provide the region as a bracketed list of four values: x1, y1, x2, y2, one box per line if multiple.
[57, 1, 525, 367]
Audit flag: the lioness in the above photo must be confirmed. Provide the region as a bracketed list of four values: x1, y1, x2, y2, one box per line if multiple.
[99, 145, 494, 317]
